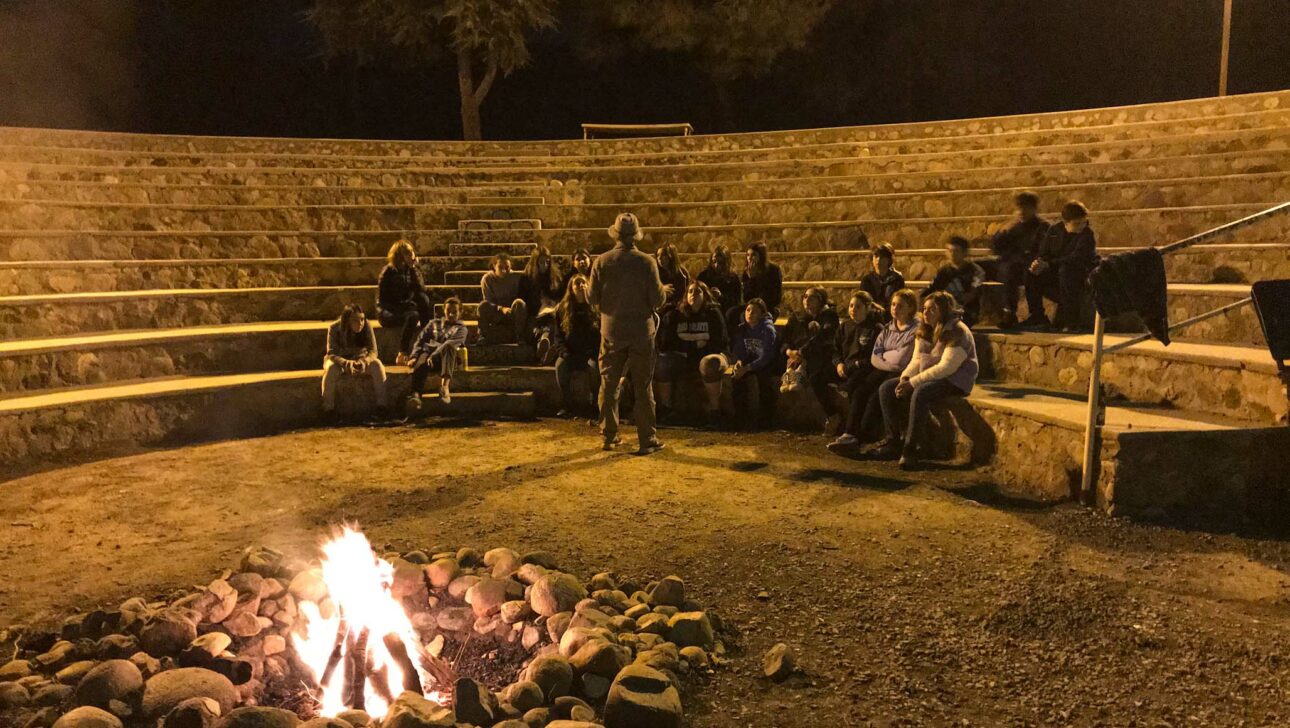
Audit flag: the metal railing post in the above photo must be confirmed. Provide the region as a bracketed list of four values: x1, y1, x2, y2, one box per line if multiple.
[1080, 312, 1106, 504]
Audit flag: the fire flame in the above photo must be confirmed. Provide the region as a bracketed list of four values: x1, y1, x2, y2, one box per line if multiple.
[291, 526, 443, 717]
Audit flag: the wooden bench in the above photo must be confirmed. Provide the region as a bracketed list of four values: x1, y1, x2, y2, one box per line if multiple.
[581, 123, 694, 140]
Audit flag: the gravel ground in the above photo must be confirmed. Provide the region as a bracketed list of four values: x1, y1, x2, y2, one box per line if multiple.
[2, 419, 1288, 727]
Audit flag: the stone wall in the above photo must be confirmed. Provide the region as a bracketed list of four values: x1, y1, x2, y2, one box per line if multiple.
[0, 257, 381, 296]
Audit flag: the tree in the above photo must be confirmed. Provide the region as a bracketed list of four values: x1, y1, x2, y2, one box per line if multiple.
[306, 0, 556, 140]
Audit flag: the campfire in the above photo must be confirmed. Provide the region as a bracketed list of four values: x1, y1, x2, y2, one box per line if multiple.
[0, 527, 723, 728]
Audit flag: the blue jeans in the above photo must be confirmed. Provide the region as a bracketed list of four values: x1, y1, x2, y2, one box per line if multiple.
[877, 377, 966, 448]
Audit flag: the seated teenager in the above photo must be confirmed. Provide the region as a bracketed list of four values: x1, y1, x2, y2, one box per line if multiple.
[321, 304, 387, 419]
[741, 243, 784, 323]
[560, 248, 593, 295]
[726, 298, 780, 430]
[522, 245, 565, 363]
[552, 274, 601, 420]
[405, 296, 469, 416]
[655, 243, 690, 314]
[479, 252, 529, 344]
[782, 287, 842, 432]
[697, 244, 743, 322]
[859, 243, 906, 317]
[925, 235, 987, 326]
[377, 239, 431, 364]
[873, 291, 979, 469]
[990, 191, 1050, 327]
[829, 289, 918, 451]
[1022, 200, 1099, 332]
[654, 280, 729, 426]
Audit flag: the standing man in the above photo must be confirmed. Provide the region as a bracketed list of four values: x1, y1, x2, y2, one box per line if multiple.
[589, 213, 670, 454]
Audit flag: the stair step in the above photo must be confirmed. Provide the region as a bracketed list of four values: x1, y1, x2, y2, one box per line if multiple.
[458, 219, 542, 232]
[465, 196, 546, 205]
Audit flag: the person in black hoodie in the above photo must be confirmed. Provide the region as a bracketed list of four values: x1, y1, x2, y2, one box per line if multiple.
[740, 242, 784, 326]
[783, 286, 842, 433]
[697, 245, 743, 320]
[522, 245, 566, 363]
[1022, 200, 1099, 332]
[655, 280, 729, 425]
[552, 273, 601, 420]
[655, 243, 690, 314]
[859, 243, 906, 317]
[925, 236, 987, 327]
[727, 298, 780, 430]
[827, 291, 885, 443]
[990, 191, 1051, 327]
[376, 239, 432, 364]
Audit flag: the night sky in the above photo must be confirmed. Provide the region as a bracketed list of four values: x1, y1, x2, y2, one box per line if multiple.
[1, 0, 1288, 141]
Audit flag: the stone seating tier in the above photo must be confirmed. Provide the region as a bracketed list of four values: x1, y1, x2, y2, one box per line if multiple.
[4, 172, 1285, 232]
[2, 107, 1287, 170]
[4, 125, 1287, 190]
[3, 90, 1283, 155]
[8, 148, 1287, 207]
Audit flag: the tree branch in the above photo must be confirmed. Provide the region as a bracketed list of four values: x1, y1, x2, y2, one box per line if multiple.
[473, 61, 499, 104]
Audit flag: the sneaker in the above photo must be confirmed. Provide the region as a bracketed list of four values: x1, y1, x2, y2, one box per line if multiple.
[602, 435, 623, 451]
[868, 438, 904, 461]
[404, 394, 423, 420]
[898, 453, 921, 470]
[395, 352, 409, 366]
[637, 440, 666, 456]
[438, 380, 452, 405]
[828, 433, 859, 452]
[536, 335, 552, 365]
[556, 408, 573, 419]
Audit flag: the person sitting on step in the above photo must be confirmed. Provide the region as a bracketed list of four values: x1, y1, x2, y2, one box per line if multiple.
[697, 244, 743, 325]
[740, 242, 784, 324]
[725, 298, 781, 430]
[560, 248, 594, 296]
[405, 297, 469, 417]
[829, 288, 919, 452]
[990, 191, 1050, 327]
[522, 245, 565, 364]
[655, 243, 691, 315]
[782, 286, 842, 434]
[479, 252, 529, 345]
[377, 239, 431, 365]
[321, 304, 388, 420]
[925, 235, 987, 327]
[654, 280, 730, 427]
[552, 273, 602, 421]
[1021, 200, 1099, 332]
[859, 243, 906, 318]
[872, 291, 980, 470]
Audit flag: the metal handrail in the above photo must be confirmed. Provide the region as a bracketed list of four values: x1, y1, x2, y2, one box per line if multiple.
[1079, 200, 1290, 504]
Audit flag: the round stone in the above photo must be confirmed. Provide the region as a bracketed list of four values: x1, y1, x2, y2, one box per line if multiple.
[213, 706, 300, 728]
[530, 573, 587, 617]
[603, 664, 682, 728]
[53, 706, 123, 728]
[523, 654, 574, 701]
[142, 668, 238, 720]
[75, 660, 143, 709]
[163, 697, 223, 728]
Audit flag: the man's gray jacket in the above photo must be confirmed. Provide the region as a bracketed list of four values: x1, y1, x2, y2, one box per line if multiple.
[588, 241, 666, 342]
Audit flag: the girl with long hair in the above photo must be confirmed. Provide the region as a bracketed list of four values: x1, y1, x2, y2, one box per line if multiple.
[552, 273, 601, 420]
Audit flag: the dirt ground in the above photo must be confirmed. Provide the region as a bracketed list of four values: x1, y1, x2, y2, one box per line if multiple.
[3, 419, 1289, 727]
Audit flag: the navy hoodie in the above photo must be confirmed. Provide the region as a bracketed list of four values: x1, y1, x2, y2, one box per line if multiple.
[732, 313, 779, 373]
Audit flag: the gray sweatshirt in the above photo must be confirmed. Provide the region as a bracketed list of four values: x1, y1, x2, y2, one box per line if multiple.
[481, 271, 523, 306]
[588, 241, 666, 342]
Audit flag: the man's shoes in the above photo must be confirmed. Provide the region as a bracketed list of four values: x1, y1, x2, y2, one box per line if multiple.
[868, 438, 904, 461]
[404, 394, 423, 420]
[637, 440, 666, 456]
[602, 435, 623, 451]
[438, 380, 452, 405]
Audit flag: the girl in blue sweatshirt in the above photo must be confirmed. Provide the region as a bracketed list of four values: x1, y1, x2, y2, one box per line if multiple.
[725, 298, 780, 430]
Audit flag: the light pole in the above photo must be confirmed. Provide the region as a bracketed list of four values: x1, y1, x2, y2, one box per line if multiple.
[1218, 0, 1233, 96]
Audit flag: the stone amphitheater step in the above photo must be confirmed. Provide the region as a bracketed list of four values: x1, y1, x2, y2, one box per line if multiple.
[438, 203, 1285, 255]
[3, 90, 1283, 155]
[0, 256, 384, 295]
[0, 284, 478, 339]
[4, 172, 1286, 232]
[4, 107, 1287, 170]
[6, 125, 1288, 191]
[465, 196, 546, 205]
[9, 149, 1290, 208]
[0, 369, 536, 476]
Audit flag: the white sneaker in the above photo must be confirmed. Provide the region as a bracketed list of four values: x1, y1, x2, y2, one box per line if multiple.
[438, 380, 452, 404]
[828, 433, 858, 449]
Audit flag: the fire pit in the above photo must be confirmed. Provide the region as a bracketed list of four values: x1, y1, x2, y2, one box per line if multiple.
[0, 527, 724, 728]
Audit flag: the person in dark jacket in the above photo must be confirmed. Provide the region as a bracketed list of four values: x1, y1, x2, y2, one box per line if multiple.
[925, 236, 987, 326]
[654, 280, 729, 425]
[1022, 200, 1099, 332]
[697, 245, 743, 321]
[740, 242, 784, 326]
[824, 291, 883, 444]
[552, 273, 601, 420]
[859, 243, 906, 317]
[405, 297, 470, 417]
[560, 248, 594, 295]
[321, 304, 387, 418]
[655, 243, 690, 314]
[522, 245, 565, 363]
[783, 287, 843, 432]
[725, 298, 780, 430]
[990, 191, 1051, 327]
[376, 239, 431, 363]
